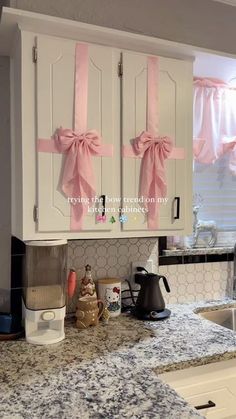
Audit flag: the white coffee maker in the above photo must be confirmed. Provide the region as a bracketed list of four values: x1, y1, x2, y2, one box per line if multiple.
[23, 240, 67, 345]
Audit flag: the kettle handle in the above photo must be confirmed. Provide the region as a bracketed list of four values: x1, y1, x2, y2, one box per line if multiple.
[162, 276, 170, 293]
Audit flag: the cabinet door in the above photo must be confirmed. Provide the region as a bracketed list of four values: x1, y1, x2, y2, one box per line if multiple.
[122, 51, 192, 232]
[36, 35, 118, 232]
[161, 359, 236, 419]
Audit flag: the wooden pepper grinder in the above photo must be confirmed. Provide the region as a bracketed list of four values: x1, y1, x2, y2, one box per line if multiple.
[80, 264, 97, 298]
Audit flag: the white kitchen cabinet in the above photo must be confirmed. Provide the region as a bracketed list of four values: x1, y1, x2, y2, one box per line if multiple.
[6, 9, 193, 240]
[36, 35, 119, 233]
[11, 31, 120, 240]
[160, 358, 236, 418]
[122, 51, 193, 232]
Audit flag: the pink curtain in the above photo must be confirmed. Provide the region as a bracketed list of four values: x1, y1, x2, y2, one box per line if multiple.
[193, 77, 236, 174]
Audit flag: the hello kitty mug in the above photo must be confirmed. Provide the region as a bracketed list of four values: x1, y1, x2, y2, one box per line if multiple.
[97, 278, 121, 317]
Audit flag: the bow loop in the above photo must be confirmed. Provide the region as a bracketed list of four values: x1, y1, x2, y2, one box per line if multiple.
[132, 131, 173, 230]
[55, 128, 102, 153]
[55, 128, 103, 212]
[37, 43, 113, 231]
[133, 131, 173, 159]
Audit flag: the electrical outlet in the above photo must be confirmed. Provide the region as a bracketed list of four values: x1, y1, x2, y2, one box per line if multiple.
[131, 259, 153, 279]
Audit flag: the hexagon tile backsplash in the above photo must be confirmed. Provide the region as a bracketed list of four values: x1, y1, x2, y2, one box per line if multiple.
[159, 261, 233, 305]
[67, 238, 159, 313]
[66, 238, 233, 313]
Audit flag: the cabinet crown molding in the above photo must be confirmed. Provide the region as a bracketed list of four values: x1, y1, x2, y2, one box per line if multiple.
[0, 6, 196, 60]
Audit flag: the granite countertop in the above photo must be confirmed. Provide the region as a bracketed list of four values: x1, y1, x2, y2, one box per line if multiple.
[1, 299, 236, 419]
[163, 246, 234, 256]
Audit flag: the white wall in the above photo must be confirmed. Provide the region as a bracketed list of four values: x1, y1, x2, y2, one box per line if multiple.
[194, 52, 236, 82]
[9, 0, 236, 56]
[0, 56, 11, 310]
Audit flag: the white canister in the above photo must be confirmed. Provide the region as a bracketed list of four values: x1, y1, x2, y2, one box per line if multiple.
[97, 278, 121, 317]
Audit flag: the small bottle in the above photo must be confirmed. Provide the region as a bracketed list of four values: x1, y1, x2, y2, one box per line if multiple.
[102, 306, 110, 324]
[67, 268, 77, 298]
[80, 264, 97, 298]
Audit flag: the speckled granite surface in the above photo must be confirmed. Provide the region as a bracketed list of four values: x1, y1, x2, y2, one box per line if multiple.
[163, 246, 234, 256]
[1, 299, 236, 419]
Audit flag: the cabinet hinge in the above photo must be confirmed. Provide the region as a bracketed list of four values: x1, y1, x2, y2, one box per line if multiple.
[118, 61, 123, 77]
[32, 46, 37, 63]
[33, 205, 38, 223]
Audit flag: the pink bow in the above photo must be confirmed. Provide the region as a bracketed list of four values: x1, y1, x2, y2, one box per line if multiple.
[122, 56, 184, 230]
[96, 214, 106, 223]
[55, 128, 108, 229]
[133, 131, 173, 229]
[56, 128, 103, 196]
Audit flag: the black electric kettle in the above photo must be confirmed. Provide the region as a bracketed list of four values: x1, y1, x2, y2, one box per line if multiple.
[134, 268, 171, 321]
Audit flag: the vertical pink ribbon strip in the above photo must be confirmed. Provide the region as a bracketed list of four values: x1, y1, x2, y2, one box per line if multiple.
[123, 56, 185, 229]
[74, 43, 88, 133]
[37, 43, 113, 230]
[147, 56, 159, 135]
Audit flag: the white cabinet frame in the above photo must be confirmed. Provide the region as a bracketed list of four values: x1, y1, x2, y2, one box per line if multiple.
[3, 8, 194, 239]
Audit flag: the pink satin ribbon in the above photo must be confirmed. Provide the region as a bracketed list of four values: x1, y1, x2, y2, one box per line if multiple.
[134, 131, 173, 230]
[38, 44, 113, 230]
[123, 56, 185, 229]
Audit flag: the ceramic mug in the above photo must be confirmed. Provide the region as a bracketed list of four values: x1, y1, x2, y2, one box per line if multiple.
[76, 296, 104, 329]
[97, 278, 121, 317]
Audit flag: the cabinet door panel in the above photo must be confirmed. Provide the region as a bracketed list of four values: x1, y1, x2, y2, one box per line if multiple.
[37, 35, 116, 232]
[184, 385, 236, 418]
[176, 376, 236, 418]
[122, 51, 192, 232]
[160, 359, 236, 419]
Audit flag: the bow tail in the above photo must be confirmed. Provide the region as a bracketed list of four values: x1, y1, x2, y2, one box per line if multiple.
[61, 146, 78, 198]
[138, 147, 153, 200]
[61, 146, 97, 230]
[146, 180, 160, 230]
[69, 175, 96, 230]
[147, 177, 166, 230]
[140, 149, 168, 230]
[70, 200, 84, 230]
[70, 171, 96, 231]
[139, 149, 157, 228]
[150, 156, 168, 229]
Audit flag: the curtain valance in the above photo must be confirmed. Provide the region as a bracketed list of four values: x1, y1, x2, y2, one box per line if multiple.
[193, 77, 236, 174]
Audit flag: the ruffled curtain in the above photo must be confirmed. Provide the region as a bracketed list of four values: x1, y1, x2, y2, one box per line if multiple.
[193, 77, 236, 174]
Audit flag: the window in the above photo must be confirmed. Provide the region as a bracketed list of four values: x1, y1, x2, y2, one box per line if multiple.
[193, 76, 236, 239]
[194, 155, 236, 231]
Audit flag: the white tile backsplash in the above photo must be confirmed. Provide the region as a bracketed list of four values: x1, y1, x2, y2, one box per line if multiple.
[67, 238, 233, 313]
[159, 261, 233, 305]
[67, 238, 159, 312]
